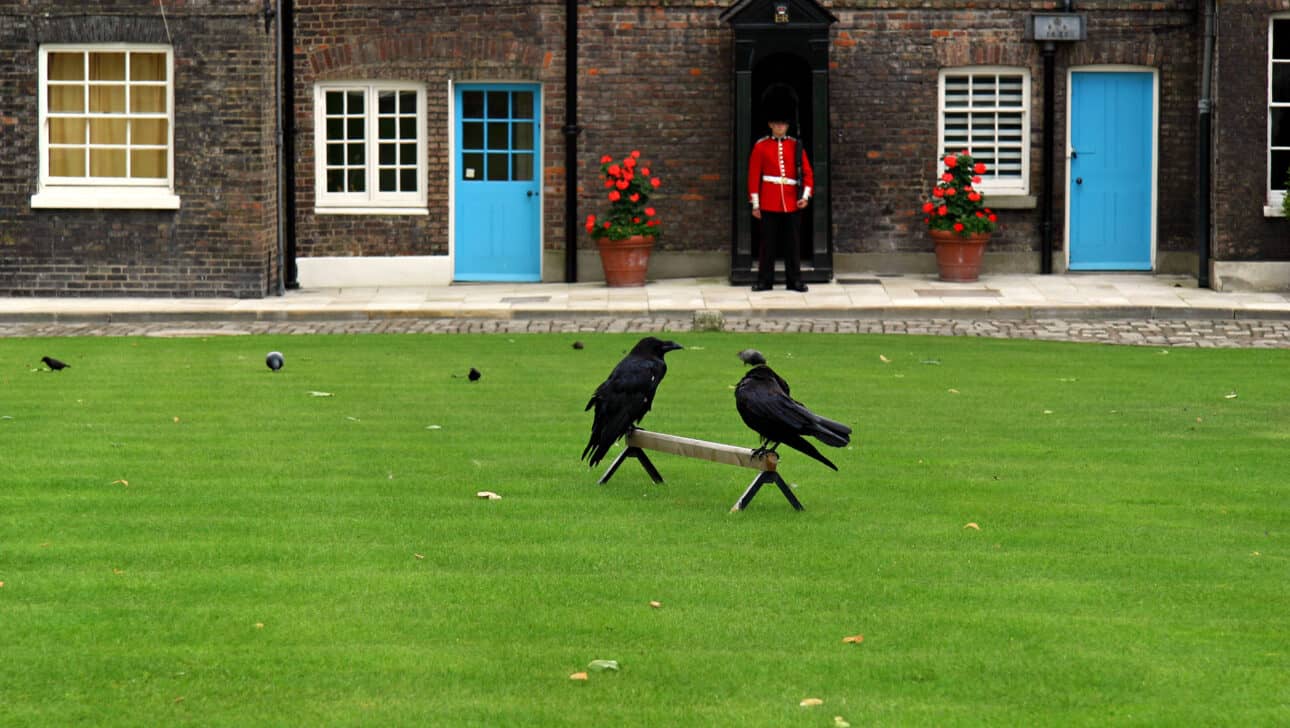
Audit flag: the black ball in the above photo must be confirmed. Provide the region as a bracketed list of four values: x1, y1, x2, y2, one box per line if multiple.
[266, 351, 284, 371]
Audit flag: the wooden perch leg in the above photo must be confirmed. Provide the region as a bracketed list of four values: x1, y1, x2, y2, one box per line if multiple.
[598, 446, 664, 485]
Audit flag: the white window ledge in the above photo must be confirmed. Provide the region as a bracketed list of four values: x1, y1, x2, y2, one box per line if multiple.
[983, 194, 1036, 209]
[1264, 205, 1285, 218]
[314, 206, 428, 216]
[32, 187, 180, 210]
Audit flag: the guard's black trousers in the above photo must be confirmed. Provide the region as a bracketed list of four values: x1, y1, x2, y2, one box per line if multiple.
[757, 210, 803, 287]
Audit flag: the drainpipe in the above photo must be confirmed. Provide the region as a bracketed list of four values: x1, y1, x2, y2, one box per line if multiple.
[563, 0, 582, 282]
[1196, 0, 1215, 289]
[1039, 40, 1056, 274]
[279, 0, 299, 290]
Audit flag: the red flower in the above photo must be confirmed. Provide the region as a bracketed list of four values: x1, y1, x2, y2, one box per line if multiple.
[945, 187, 956, 196]
[953, 222, 965, 232]
[974, 162, 987, 174]
[584, 215, 596, 232]
[645, 207, 656, 216]
[937, 205, 948, 216]
[988, 214, 998, 223]
[602, 222, 610, 229]
[623, 157, 637, 169]
[608, 190, 621, 202]
[640, 167, 650, 176]
[650, 178, 661, 188]
[922, 202, 935, 213]
[615, 179, 630, 190]
[608, 164, 621, 177]
[932, 187, 945, 198]
[630, 193, 640, 202]
[942, 173, 954, 183]
[603, 179, 614, 189]
[599, 155, 612, 164]
[633, 217, 641, 224]
[944, 155, 958, 168]
[631, 150, 641, 159]
[968, 192, 981, 202]
[973, 176, 983, 184]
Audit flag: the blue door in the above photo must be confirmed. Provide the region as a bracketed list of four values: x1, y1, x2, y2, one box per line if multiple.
[454, 84, 541, 281]
[1069, 72, 1154, 270]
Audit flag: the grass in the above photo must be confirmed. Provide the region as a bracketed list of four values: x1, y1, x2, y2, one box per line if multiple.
[1, 332, 1287, 726]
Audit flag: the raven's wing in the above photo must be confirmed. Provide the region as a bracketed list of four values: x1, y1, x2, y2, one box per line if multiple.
[735, 371, 849, 470]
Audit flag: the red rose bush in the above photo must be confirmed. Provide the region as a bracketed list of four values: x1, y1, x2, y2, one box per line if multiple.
[921, 151, 998, 236]
[585, 150, 662, 241]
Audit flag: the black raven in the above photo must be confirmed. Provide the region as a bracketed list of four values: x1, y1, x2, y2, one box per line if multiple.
[735, 349, 851, 470]
[468, 367, 481, 382]
[41, 356, 70, 371]
[582, 336, 683, 466]
[266, 351, 284, 371]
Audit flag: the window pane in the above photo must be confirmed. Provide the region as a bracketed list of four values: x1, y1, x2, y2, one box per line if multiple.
[462, 91, 484, 119]
[462, 122, 484, 149]
[326, 91, 344, 116]
[48, 84, 84, 112]
[462, 152, 483, 180]
[327, 169, 345, 192]
[50, 147, 85, 176]
[49, 52, 84, 81]
[129, 53, 166, 81]
[131, 118, 167, 144]
[378, 116, 395, 140]
[399, 116, 416, 139]
[487, 122, 508, 150]
[89, 84, 125, 113]
[486, 153, 507, 180]
[1273, 150, 1290, 191]
[326, 143, 344, 165]
[130, 149, 166, 178]
[346, 90, 364, 114]
[400, 169, 417, 191]
[400, 143, 415, 164]
[1272, 109, 1290, 148]
[347, 169, 365, 192]
[379, 168, 396, 192]
[399, 91, 416, 113]
[130, 85, 165, 113]
[379, 143, 396, 165]
[1275, 63, 1290, 104]
[326, 118, 344, 140]
[89, 118, 127, 144]
[88, 53, 125, 81]
[1275, 19, 1290, 60]
[347, 142, 364, 164]
[487, 91, 509, 119]
[513, 91, 533, 119]
[513, 153, 533, 181]
[378, 91, 396, 115]
[49, 117, 85, 144]
[513, 122, 533, 151]
[89, 148, 126, 177]
[347, 117, 364, 140]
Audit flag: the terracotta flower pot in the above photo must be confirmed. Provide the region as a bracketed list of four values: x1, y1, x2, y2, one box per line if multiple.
[596, 234, 655, 287]
[930, 229, 990, 282]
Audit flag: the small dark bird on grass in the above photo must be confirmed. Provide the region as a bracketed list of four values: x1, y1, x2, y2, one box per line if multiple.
[735, 349, 851, 470]
[582, 336, 683, 466]
[468, 367, 481, 382]
[572, 341, 585, 350]
[266, 351, 284, 371]
[41, 356, 69, 371]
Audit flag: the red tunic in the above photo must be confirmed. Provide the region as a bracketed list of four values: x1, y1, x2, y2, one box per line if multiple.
[747, 135, 814, 213]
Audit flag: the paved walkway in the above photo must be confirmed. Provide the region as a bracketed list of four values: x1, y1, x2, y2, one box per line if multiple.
[3, 273, 1290, 347]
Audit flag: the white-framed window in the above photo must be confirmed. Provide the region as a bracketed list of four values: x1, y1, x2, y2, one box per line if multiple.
[33, 44, 178, 209]
[938, 67, 1030, 196]
[1268, 15, 1290, 212]
[314, 82, 427, 214]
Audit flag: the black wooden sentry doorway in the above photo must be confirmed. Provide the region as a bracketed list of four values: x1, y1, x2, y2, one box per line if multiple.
[722, 0, 836, 285]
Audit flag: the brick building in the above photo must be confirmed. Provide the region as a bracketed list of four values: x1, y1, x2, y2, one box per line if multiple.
[0, 0, 1286, 296]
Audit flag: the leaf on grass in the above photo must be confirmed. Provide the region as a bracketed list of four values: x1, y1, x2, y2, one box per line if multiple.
[413, 553, 425, 560]
[255, 622, 265, 629]
[174, 696, 185, 704]
[308, 391, 334, 398]
[879, 355, 891, 364]
[1224, 391, 1238, 400]
[425, 425, 442, 430]
[921, 359, 941, 366]
[172, 417, 180, 424]
[587, 659, 619, 672]
[569, 672, 589, 681]
[1, 415, 14, 420]
[1043, 410, 1054, 415]
[649, 600, 662, 609]
[834, 717, 852, 728]
[112, 568, 124, 575]
[346, 416, 361, 422]
[111, 479, 129, 487]
[947, 388, 960, 395]
[964, 522, 981, 530]
[1251, 551, 1261, 557]
[1058, 377, 1078, 383]
[842, 634, 864, 644]
[800, 698, 824, 707]
[0, 581, 5, 588]
[476, 491, 502, 500]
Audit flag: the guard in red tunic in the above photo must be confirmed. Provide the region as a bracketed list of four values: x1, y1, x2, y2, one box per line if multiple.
[748, 112, 814, 292]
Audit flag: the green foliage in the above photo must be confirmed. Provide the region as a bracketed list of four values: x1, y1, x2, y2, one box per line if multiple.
[1282, 164, 1290, 219]
[0, 333, 1287, 726]
[922, 151, 999, 236]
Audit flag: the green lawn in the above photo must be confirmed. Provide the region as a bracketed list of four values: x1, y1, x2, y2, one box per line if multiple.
[1, 332, 1286, 726]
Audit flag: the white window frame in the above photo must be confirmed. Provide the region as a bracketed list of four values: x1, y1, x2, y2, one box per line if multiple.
[937, 67, 1030, 196]
[313, 81, 427, 215]
[33, 43, 179, 210]
[1268, 14, 1290, 215]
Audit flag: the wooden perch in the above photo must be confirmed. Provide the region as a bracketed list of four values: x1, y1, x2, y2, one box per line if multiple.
[626, 429, 777, 472]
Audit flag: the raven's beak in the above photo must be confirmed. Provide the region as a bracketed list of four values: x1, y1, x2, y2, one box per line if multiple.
[664, 341, 684, 352]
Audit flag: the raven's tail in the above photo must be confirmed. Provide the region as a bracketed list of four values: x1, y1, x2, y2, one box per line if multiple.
[808, 414, 851, 448]
[781, 434, 838, 471]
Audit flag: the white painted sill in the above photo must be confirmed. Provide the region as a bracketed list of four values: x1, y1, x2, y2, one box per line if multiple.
[32, 187, 180, 210]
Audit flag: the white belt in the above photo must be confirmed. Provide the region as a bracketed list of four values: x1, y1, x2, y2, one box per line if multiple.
[762, 175, 798, 185]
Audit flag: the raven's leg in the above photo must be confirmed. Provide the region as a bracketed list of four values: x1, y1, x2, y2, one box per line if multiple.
[751, 439, 778, 458]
